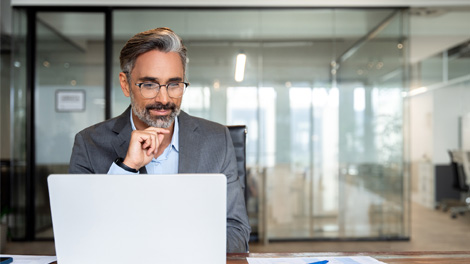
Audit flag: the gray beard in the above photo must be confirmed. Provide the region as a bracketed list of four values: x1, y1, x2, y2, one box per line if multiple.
[132, 103, 180, 128]
[130, 91, 180, 128]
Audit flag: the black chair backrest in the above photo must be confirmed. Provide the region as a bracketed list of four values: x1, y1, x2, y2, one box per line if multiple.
[448, 150, 469, 191]
[227, 125, 248, 203]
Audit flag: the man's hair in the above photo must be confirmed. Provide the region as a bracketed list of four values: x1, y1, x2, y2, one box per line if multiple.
[119, 27, 187, 79]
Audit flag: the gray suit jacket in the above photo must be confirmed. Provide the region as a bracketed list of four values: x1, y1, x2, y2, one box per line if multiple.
[69, 106, 251, 253]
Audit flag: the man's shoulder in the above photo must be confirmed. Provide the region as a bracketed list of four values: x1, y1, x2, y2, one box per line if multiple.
[77, 108, 130, 138]
[179, 111, 227, 134]
[78, 116, 117, 134]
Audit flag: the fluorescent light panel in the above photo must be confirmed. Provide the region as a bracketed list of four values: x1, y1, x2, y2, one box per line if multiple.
[409, 87, 428, 96]
[235, 53, 246, 82]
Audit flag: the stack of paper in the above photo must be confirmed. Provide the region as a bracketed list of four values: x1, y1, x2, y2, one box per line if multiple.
[0, 255, 57, 264]
[247, 256, 387, 264]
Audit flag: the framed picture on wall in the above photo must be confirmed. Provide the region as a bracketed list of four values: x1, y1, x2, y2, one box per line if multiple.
[56, 90, 86, 112]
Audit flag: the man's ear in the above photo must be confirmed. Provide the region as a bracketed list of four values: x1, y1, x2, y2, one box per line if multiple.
[119, 72, 131, 97]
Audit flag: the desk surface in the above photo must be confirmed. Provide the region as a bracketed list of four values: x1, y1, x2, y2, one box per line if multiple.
[46, 251, 470, 264]
[227, 252, 470, 264]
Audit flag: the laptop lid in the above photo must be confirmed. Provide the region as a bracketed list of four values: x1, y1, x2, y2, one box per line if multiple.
[48, 174, 226, 264]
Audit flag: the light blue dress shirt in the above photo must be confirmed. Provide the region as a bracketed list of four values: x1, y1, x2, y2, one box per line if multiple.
[107, 112, 179, 174]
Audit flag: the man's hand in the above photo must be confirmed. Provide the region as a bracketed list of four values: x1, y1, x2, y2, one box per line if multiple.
[123, 127, 170, 170]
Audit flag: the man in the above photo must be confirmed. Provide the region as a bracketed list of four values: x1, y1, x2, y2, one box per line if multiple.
[69, 27, 250, 253]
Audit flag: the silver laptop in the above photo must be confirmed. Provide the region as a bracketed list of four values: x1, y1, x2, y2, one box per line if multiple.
[48, 174, 227, 264]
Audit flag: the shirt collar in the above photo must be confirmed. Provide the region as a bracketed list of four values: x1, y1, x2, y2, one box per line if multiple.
[130, 111, 179, 152]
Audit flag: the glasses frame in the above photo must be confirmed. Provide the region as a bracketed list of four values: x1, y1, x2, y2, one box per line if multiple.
[134, 82, 189, 99]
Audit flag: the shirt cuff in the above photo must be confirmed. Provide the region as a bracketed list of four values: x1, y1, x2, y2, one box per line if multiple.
[107, 162, 140, 174]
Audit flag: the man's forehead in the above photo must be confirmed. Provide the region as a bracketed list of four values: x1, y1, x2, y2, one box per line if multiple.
[131, 51, 184, 75]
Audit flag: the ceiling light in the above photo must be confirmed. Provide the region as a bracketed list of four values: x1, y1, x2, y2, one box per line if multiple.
[408, 87, 428, 96]
[235, 52, 246, 82]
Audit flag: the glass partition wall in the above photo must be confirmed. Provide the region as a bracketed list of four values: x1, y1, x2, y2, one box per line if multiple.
[112, 9, 409, 240]
[10, 7, 409, 240]
[407, 8, 470, 211]
[34, 12, 105, 238]
[10, 10, 106, 240]
[9, 8, 28, 240]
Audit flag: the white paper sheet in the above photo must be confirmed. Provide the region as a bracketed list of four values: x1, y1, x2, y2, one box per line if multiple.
[247, 256, 387, 264]
[0, 254, 57, 264]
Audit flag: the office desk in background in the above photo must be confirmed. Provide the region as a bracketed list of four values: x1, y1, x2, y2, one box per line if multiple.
[227, 251, 470, 264]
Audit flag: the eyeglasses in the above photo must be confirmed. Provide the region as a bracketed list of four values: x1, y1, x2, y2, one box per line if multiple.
[135, 82, 189, 99]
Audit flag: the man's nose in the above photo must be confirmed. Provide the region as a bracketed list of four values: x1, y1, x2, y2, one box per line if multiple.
[155, 85, 170, 104]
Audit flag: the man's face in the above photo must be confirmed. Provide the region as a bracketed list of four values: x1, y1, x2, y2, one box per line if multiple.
[120, 50, 184, 129]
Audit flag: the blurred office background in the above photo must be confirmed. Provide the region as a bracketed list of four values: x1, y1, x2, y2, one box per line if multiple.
[1, 0, 470, 250]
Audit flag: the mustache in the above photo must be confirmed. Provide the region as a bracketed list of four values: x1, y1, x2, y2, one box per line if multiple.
[146, 102, 177, 112]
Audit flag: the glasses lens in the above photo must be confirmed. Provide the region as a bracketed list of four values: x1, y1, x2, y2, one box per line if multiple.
[168, 83, 186, 98]
[140, 83, 159, 98]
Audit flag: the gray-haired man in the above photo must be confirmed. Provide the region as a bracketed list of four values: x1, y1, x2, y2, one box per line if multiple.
[69, 27, 251, 253]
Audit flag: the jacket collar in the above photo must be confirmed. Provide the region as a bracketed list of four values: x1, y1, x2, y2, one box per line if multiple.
[177, 110, 202, 173]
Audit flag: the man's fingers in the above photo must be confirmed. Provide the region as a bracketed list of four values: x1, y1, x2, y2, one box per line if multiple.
[140, 129, 166, 159]
[144, 127, 171, 134]
[147, 132, 157, 156]
[138, 133, 152, 150]
[138, 132, 157, 155]
[127, 127, 170, 167]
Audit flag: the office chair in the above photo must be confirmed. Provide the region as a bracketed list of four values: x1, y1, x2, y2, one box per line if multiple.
[227, 125, 248, 205]
[448, 150, 470, 218]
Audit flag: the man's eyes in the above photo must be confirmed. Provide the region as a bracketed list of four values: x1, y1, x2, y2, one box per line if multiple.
[167, 83, 181, 88]
[141, 83, 180, 88]
[142, 83, 157, 88]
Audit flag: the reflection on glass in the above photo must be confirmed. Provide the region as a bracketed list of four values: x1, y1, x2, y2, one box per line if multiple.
[9, 8, 28, 240]
[354, 88, 366, 112]
[181, 86, 211, 119]
[112, 8, 409, 241]
[421, 53, 444, 87]
[227, 87, 276, 166]
[448, 41, 470, 81]
[313, 88, 340, 238]
[34, 12, 105, 238]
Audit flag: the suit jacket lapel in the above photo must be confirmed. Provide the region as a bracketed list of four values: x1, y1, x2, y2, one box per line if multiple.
[178, 111, 202, 173]
[111, 106, 132, 159]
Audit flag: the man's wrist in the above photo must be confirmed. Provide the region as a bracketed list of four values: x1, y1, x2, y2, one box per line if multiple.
[114, 157, 139, 173]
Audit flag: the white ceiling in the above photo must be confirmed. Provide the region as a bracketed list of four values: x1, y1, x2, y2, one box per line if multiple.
[409, 9, 470, 63]
[11, 0, 470, 7]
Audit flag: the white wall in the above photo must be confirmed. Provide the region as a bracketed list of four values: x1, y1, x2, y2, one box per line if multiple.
[433, 85, 464, 164]
[409, 93, 433, 163]
[409, 80, 470, 165]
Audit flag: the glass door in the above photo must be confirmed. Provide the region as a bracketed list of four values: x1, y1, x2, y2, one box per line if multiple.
[34, 12, 105, 238]
[336, 10, 408, 238]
